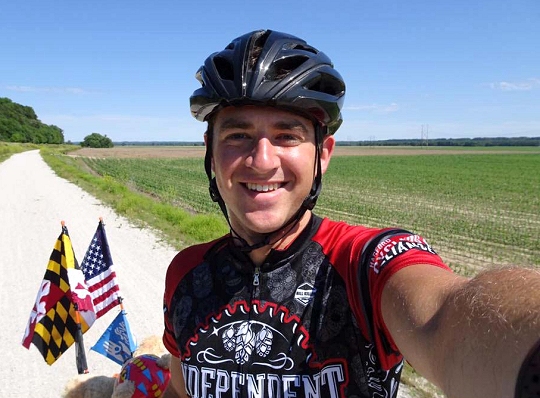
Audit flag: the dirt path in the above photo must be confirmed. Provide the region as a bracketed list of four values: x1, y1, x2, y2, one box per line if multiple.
[0, 150, 178, 398]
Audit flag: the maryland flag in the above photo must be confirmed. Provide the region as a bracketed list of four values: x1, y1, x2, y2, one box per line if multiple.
[22, 223, 96, 370]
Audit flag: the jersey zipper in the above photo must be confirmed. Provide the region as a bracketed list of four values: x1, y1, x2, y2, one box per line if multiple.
[253, 266, 260, 286]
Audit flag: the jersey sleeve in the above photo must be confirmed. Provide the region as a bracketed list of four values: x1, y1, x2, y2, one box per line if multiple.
[162, 243, 211, 357]
[163, 250, 185, 357]
[162, 238, 228, 358]
[366, 230, 451, 370]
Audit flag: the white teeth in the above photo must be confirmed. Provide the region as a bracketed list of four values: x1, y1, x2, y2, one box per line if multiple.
[246, 182, 280, 192]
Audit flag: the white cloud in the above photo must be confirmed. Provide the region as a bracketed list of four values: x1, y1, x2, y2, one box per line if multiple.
[489, 78, 540, 91]
[5, 85, 92, 94]
[345, 103, 399, 113]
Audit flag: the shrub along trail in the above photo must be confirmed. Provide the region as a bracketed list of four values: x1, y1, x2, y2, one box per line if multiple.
[0, 150, 416, 398]
[0, 150, 178, 398]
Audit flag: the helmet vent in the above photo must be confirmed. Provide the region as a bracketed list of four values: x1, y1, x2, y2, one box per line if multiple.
[289, 43, 318, 55]
[248, 30, 271, 69]
[266, 55, 309, 80]
[304, 73, 345, 96]
[213, 56, 235, 81]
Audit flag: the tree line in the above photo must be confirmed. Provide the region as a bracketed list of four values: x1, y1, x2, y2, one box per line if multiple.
[0, 97, 114, 147]
[115, 137, 539, 147]
[2, 97, 538, 148]
[339, 136, 539, 147]
[0, 97, 64, 144]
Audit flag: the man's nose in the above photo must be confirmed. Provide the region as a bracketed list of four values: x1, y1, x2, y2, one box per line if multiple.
[245, 138, 279, 171]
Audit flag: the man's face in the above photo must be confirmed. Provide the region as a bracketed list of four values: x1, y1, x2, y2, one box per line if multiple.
[208, 105, 334, 242]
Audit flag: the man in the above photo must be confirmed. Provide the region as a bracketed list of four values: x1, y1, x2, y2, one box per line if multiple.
[163, 29, 539, 398]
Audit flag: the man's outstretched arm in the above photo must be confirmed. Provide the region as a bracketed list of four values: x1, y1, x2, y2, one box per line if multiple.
[382, 265, 540, 398]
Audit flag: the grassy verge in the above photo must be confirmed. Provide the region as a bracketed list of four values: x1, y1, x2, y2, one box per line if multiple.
[0, 141, 40, 162]
[40, 146, 228, 250]
[401, 363, 444, 398]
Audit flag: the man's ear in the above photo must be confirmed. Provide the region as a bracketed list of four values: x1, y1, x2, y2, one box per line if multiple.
[320, 134, 335, 175]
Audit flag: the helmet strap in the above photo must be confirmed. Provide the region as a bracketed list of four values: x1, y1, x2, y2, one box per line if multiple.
[301, 124, 324, 210]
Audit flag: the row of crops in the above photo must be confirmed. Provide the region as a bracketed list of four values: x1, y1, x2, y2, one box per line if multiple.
[82, 152, 540, 274]
[318, 154, 539, 273]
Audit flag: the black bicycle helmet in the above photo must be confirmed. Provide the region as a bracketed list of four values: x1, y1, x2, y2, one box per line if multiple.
[190, 29, 345, 135]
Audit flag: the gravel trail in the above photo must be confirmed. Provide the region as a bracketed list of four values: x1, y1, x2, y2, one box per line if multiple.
[0, 150, 178, 398]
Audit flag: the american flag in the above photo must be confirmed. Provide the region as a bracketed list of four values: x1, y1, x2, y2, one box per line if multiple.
[81, 220, 120, 318]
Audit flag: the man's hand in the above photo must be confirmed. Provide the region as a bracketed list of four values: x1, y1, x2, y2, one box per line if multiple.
[163, 356, 188, 398]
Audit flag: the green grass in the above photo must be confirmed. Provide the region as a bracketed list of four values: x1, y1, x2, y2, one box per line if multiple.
[40, 148, 228, 249]
[400, 362, 444, 398]
[82, 157, 214, 214]
[0, 141, 40, 162]
[318, 154, 540, 272]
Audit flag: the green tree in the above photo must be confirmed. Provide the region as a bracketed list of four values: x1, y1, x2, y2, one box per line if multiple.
[0, 97, 65, 144]
[81, 133, 114, 148]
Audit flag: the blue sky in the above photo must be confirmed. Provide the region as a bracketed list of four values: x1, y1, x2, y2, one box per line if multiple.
[1, 0, 539, 142]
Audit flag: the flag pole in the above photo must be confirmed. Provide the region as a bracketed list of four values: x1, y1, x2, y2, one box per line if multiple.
[64, 220, 89, 375]
[74, 303, 89, 374]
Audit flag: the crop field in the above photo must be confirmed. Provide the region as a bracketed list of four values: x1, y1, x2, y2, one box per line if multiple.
[318, 153, 539, 273]
[76, 146, 540, 274]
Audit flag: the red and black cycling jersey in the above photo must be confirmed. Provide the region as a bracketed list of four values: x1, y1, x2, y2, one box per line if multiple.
[163, 214, 449, 398]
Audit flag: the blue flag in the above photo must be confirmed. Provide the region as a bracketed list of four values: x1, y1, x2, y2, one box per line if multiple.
[91, 309, 137, 366]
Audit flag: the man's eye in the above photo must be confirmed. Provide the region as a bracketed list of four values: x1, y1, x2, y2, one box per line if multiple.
[277, 133, 302, 143]
[226, 133, 249, 140]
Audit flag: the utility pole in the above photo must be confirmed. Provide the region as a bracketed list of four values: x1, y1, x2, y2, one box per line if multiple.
[421, 124, 429, 147]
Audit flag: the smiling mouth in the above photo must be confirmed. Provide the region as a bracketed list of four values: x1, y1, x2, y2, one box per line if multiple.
[245, 182, 281, 192]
